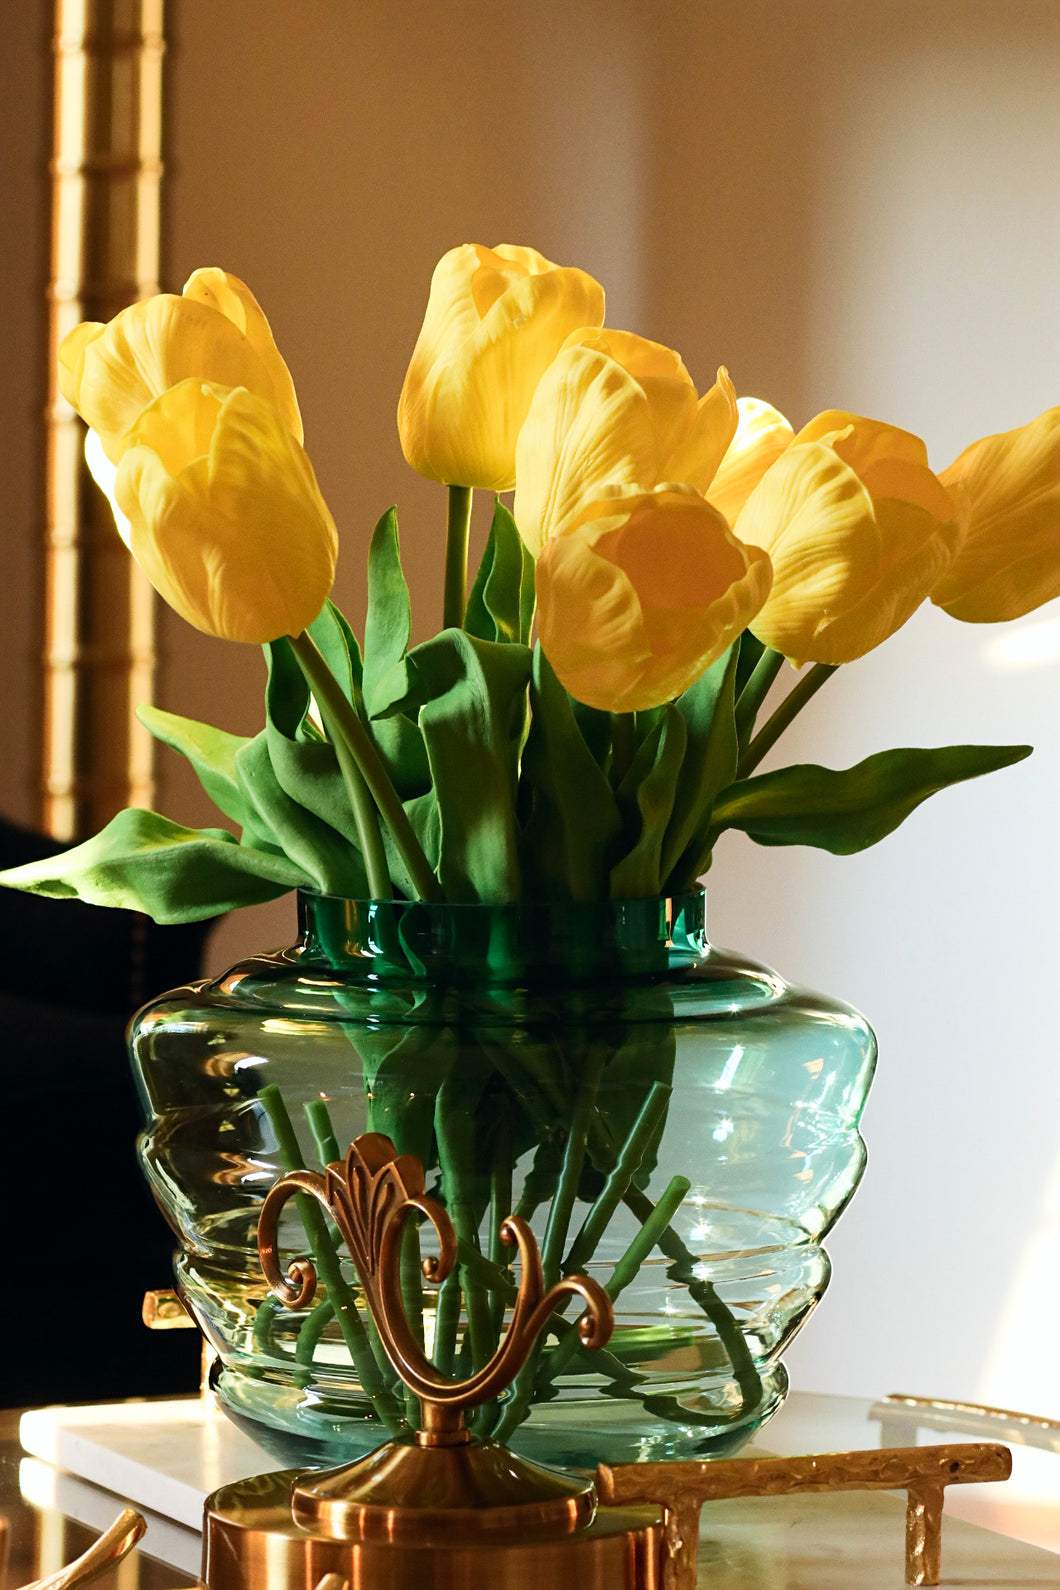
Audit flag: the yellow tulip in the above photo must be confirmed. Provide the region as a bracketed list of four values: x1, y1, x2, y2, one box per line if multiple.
[931, 407, 1060, 622]
[397, 243, 605, 491]
[59, 268, 302, 463]
[536, 485, 772, 712]
[514, 328, 738, 555]
[113, 380, 337, 643]
[735, 413, 961, 664]
[706, 397, 794, 526]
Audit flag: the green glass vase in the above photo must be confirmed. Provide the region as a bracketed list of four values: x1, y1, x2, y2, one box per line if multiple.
[129, 890, 876, 1468]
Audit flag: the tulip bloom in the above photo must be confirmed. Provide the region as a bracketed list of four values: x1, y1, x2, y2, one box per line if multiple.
[113, 380, 337, 643]
[514, 328, 739, 555]
[707, 397, 794, 526]
[59, 268, 303, 463]
[398, 243, 605, 491]
[736, 412, 962, 665]
[931, 407, 1060, 622]
[536, 485, 772, 712]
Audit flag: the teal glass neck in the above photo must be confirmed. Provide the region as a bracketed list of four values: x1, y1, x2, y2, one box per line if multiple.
[293, 890, 708, 984]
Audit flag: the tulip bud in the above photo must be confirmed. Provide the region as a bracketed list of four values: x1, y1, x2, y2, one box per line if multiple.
[931, 407, 1060, 622]
[514, 329, 738, 554]
[398, 243, 605, 491]
[114, 380, 337, 643]
[59, 269, 302, 463]
[737, 414, 961, 665]
[537, 485, 772, 712]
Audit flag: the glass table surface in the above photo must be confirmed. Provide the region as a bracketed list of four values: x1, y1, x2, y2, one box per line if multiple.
[1, 1392, 1059, 1589]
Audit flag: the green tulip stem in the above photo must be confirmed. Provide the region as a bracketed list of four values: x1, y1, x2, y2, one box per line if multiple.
[734, 647, 785, 748]
[328, 712, 391, 900]
[258, 1085, 403, 1432]
[542, 1047, 606, 1290]
[623, 1181, 762, 1414]
[538, 1175, 690, 1387]
[562, 1081, 672, 1275]
[444, 484, 473, 630]
[736, 661, 839, 780]
[489, 1119, 514, 1331]
[289, 630, 442, 901]
[303, 1098, 342, 1167]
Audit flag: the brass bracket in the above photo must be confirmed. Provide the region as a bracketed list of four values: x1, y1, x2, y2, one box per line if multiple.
[141, 1288, 194, 1329]
[597, 1441, 1012, 1589]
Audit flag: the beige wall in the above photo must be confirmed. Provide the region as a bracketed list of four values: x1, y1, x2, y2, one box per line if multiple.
[4, 0, 1060, 1409]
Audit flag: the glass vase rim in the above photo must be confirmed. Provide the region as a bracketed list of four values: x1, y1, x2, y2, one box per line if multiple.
[296, 887, 706, 912]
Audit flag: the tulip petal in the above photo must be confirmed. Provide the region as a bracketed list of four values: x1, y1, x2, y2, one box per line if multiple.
[932, 407, 1060, 622]
[84, 427, 133, 549]
[538, 486, 772, 712]
[812, 496, 963, 661]
[116, 386, 337, 643]
[738, 442, 883, 662]
[794, 410, 928, 468]
[664, 367, 739, 495]
[562, 327, 699, 469]
[182, 267, 304, 443]
[798, 412, 955, 522]
[707, 396, 794, 525]
[398, 243, 605, 490]
[58, 321, 104, 408]
[514, 347, 658, 555]
[62, 294, 286, 463]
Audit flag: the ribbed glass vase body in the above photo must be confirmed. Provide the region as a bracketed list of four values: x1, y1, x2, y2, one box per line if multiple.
[129, 891, 876, 1468]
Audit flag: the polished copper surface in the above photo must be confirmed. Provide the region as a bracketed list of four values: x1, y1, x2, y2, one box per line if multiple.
[204, 1469, 662, 1590]
[597, 1441, 1013, 1590]
[289, 1437, 594, 1542]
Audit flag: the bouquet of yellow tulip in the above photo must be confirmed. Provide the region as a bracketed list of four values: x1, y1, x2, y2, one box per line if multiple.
[2, 245, 1052, 918]
[4, 244, 1057, 1460]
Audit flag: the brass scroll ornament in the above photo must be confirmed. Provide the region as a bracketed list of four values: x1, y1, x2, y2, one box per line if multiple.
[257, 1130, 612, 1451]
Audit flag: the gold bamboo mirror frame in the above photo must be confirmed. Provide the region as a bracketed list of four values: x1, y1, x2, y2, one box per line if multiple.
[42, 0, 164, 842]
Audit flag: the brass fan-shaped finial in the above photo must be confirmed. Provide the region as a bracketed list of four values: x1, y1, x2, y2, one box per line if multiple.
[258, 1131, 612, 1449]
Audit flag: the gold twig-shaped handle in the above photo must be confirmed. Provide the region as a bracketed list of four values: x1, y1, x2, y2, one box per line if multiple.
[597, 1442, 1011, 1590]
[258, 1132, 613, 1444]
[17, 1509, 146, 1590]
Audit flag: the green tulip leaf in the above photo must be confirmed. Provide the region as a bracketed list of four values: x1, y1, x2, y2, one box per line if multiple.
[610, 707, 688, 899]
[520, 646, 622, 899]
[236, 723, 369, 898]
[0, 808, 309, 922]
[363, 507, 414, 720]
[734, 629, 767, 698]
[661, 644, 740, 890]
[307, 600, 363, 709]
[399, 629, 532, 901]
[262, 638, 369, 859]
[466, 499, 525, 646]
[136, 704, 254, 829]
[710, 742, 1034, 854]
